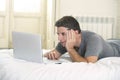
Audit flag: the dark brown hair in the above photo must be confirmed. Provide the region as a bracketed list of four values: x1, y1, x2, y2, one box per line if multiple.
[55, 16, 81, 33]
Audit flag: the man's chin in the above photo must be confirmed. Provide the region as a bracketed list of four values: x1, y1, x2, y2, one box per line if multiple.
[60, 43, 65, 47]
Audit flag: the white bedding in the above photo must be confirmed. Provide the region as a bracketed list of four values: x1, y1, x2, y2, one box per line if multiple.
[0, 49, 120, 80]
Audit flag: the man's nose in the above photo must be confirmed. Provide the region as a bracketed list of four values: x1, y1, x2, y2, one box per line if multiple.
[58, 35, 63, 41]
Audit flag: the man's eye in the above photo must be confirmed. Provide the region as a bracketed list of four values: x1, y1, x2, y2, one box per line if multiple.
[57, 33, 66, 36]
[61, 33, 65, 36]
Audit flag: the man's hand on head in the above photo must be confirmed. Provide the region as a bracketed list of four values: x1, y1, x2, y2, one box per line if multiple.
[66, 29, 76, 51]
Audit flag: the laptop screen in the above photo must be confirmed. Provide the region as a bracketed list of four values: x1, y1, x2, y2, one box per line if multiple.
[12, 31, 43, 63]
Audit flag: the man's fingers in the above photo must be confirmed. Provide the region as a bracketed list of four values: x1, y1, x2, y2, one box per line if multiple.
[51, 51, 58, 60]
[44, 51, 58, 60]
[53, 51, 59, 60]
[47, 53, 50, 59]
[51, 52, 55, 60]
[44, 53, 48, 57]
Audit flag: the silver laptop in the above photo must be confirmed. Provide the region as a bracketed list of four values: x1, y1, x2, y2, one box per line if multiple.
[12, 31, 43, 63]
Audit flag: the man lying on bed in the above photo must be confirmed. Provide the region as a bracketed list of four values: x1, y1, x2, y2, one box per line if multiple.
[44, 16, 120, 63]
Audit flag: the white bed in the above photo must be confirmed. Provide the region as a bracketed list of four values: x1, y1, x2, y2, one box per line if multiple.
[0, 49, 120, 80]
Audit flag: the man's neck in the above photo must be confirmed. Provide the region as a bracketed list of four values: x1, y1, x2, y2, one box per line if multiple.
[75, 34, 81, 47]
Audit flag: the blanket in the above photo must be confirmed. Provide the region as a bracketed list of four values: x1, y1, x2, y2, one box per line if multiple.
[0, 49, 120, 80]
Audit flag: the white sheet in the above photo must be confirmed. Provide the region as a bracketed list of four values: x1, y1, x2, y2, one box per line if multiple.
[0, 49, 120, 80]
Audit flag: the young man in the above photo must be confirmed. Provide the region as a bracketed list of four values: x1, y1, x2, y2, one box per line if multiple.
[44, 16, 120, 63]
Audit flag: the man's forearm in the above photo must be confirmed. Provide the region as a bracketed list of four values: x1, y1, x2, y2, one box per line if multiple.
[68, 49, 88, 62]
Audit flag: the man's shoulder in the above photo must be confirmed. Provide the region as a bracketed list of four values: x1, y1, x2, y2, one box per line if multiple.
[82, 30, 103, 41]
[81, 30, 98, 37]
[82, 30, 96, 34]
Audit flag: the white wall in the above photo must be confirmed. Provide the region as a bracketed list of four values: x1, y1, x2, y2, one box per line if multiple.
[116, 0, 120, 38]
[58, 0, 117, 17]
[54, 0, 118, 46]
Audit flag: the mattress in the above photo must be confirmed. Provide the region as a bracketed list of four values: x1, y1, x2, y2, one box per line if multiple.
[0, 49, 120, 80]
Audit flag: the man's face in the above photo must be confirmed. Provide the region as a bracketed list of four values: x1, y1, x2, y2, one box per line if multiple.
[57, 27, 68, 47]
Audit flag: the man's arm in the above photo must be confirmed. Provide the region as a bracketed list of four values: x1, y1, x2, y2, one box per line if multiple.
[68, 48, 98, 62]
[66, 29, 98, 63]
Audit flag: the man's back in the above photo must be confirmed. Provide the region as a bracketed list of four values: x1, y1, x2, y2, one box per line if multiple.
[79, 30, 120, 59]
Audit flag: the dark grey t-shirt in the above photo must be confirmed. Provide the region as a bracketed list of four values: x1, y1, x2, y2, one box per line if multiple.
[55, 30, 120, 59]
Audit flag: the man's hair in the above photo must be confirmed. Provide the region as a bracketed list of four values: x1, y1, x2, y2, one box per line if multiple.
[55, 16, 81, 33]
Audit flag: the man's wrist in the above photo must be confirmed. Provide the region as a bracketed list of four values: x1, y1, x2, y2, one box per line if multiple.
[67, 48, 75, 52]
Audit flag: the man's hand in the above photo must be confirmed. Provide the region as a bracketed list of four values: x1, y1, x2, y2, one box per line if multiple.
[65, 29, 76, 51]
[44, 49, 61, 60]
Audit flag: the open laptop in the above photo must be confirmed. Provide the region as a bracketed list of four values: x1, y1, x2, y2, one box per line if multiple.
[12, 31, 70, 64]
[12, 31, 43, 63]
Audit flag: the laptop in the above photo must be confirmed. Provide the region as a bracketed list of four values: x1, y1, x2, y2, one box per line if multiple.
[12, 31, 43, 63]
[12, 31, 70, 64]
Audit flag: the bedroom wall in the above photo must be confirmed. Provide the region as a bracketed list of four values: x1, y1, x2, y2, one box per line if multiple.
[55, 0, 118, 38]
[116, 1, 120, 38]
[57, 0, 117, 17]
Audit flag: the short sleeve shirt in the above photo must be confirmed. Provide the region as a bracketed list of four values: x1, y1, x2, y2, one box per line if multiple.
[56, 30, 120, 59]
